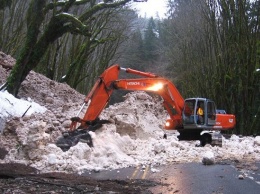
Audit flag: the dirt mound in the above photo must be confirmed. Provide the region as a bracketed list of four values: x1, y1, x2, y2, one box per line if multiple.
[18, 71, 85, 110]
[0, 52, 88, 166]
[0, 51, 84, 110]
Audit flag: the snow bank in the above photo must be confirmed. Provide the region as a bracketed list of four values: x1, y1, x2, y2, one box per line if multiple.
[0, 91, 46, 117]
[0, 91, 46, 132]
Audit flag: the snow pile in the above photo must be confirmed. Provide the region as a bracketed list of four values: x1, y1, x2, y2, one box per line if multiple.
[254, 136, 260, 146]
[0, 67, 46, 133]
[0, 90, 46, 118]
[0, 54, 260, 175]
[101, 92, 167, 139]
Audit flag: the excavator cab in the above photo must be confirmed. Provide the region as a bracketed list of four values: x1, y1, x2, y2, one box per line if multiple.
[182, 98, 216, 129]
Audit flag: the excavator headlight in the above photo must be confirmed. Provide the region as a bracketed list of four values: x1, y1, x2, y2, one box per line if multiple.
[165, 121, 171, 127]
[149, 83, 164, 91]
[164, 119, 174, 129]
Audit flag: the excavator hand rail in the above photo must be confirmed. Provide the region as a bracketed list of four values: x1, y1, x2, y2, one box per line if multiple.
[120, 67, 159, 78]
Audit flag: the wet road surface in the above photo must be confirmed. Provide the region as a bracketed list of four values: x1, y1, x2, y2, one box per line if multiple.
[149, 162, 260, 194]
[83, 162, 260, 194]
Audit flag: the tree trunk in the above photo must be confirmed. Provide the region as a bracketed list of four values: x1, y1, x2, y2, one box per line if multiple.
[4, 0, 46, 96]
[5, 8, 71, 96]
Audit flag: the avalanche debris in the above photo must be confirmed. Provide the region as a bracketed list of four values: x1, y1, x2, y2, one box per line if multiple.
[0, 53, 260, 175]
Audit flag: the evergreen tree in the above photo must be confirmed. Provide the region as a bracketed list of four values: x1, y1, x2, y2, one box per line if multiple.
[143, 17, 159, 62]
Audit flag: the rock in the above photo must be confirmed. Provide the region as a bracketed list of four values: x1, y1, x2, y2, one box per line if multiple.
[62, 104, 70, 112]
[154, 143, 166, 154]
[52, 120, 60, 126]
[0, 51, 15, 69]
[68, 142, 91, 160]
[45, 97, 54, 104]
[47, 153, 57, 165]
[171, 141, 185, 149]
[0, 147, 8, 159]
[22, 116, 31, 122]
[238, 174, 244, 179]
[50, 80, 55, 86]
[4, 117, 21, 135]
[136, 92, 151, 100]
[114, 114, 137, 138]
[202, 151, 215, 165]
[62, 120, 71, 128]
[151, 167, 159, 173]
[254, 136, 260, 146]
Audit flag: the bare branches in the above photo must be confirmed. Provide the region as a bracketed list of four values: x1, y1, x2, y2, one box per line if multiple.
[0, 0, 12, 10]
[55, 13, 90, 36]
[79, 0, 131, 21]
[44, 0, 92, 13]
[2, 0, 135, 96]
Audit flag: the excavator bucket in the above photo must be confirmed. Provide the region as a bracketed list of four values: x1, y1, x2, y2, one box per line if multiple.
[55, 119, 111, 151]
[56, 129, 93, 152]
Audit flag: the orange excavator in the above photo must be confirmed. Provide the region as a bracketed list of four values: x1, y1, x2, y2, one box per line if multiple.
[56, 64, 236, 151]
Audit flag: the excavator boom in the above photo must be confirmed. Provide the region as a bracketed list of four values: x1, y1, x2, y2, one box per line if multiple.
[72, 64, 185, 130]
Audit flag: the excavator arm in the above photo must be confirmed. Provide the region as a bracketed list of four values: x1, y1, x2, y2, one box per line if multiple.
[71, 64, 185, 131]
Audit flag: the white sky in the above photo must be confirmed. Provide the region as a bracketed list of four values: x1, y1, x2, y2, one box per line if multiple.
[132, 0, 168, 18]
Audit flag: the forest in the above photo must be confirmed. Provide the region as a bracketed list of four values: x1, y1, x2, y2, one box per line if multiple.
[0, 0, 259, 135]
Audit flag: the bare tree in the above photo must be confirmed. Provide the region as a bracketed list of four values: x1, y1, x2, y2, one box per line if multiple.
[211, 0, 260, 134]
[0, 0, 134, 97]
[0, 1, 28, 54]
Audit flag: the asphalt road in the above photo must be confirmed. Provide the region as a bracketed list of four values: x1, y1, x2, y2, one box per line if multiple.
[83, 162, 260, 194]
